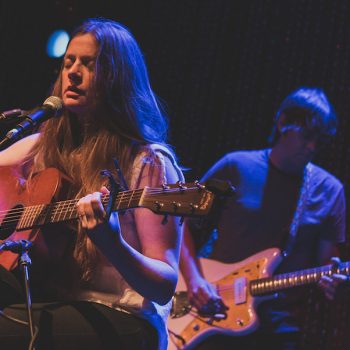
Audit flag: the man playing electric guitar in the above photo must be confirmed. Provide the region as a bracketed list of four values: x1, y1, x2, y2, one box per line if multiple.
[176, 87, 346, 350]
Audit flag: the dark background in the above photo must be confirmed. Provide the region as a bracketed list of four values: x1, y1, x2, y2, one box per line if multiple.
[1, 1, 350, 348]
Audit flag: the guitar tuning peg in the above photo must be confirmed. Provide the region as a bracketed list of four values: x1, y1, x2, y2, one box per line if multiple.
[179, 217, 185, 226]
[162, 183, 170, 190]
[155, 201, 164, 212]
[194, 180, 205, 190]
[190, 203, 199, 214]
[177, 181, 187, 190]
[161, 214, 168, 225]
[172, 201, 181, 210]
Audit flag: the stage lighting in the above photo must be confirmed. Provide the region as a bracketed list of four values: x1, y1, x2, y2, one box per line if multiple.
[46, 30, 70, 58]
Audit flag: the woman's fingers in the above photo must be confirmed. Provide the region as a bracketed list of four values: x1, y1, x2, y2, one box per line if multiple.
[77, 192, 106, 229]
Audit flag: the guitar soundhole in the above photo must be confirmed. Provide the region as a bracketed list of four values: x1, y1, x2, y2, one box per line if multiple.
[0, 204, 23, 239]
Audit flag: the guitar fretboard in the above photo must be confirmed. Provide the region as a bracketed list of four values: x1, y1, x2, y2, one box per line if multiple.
[1, 189, 144, 231]
[250, 262, 350, 295]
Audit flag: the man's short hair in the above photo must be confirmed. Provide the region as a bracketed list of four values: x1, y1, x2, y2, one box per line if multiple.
[269, 87, 337, 144]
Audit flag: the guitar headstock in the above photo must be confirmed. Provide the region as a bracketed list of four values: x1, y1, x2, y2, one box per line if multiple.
[141, 181, 215, 217]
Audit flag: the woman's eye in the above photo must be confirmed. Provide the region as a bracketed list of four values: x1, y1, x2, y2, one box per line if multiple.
[64, 60, 73, 69]
[84, 59, 95, 70]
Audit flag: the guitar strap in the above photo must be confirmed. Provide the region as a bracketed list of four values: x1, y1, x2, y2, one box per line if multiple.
[282, 162, 312, 258]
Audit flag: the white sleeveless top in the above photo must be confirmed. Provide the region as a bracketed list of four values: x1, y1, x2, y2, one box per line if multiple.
[75, 144, 184, 350]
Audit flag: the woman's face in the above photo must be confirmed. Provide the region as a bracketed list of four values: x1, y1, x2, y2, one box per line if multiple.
[61, 33, 98, 117]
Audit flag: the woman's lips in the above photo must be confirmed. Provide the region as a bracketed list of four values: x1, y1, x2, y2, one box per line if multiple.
[65, 86, 85, 97]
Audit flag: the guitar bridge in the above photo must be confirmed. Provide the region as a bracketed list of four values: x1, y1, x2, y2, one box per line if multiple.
[170, 291, 192, 318]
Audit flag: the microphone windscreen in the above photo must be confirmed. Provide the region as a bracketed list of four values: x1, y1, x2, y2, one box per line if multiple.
[43, 96, 63, 116]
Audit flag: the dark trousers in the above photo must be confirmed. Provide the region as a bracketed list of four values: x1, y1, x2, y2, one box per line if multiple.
[0, 266, 158, 350]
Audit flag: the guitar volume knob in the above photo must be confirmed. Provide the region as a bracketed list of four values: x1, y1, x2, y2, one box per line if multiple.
[236, 318, 244, 327]
[193, 324, 200, 331]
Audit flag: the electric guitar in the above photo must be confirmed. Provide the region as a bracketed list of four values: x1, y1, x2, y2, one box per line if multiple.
[167, 248, 350, 350]
[0, 166, 216, 270]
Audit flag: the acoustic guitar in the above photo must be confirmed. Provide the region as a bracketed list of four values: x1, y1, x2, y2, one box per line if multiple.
[0, 166, 216, 270]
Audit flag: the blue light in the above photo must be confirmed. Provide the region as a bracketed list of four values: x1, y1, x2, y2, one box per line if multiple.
[46, 30, 70, 58]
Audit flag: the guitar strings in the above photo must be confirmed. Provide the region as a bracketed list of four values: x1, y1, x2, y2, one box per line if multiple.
[0, 187, 204, 230]
[0, 190, 143, 218]
[0, 186, 201, 217]
[213, 264, 350, 295]
[0, 186, 200, 217]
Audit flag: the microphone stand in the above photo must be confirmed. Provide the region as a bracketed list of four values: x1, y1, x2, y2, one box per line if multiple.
[0, 240, 37, 349]
[0, 118, 32, 151]
[19, 245, 36, 348]
[0, 111, 25, 141]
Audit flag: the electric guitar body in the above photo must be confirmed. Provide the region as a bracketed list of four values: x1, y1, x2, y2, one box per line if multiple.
[168, 248, 280, 350]
[168, 248, 350, 350]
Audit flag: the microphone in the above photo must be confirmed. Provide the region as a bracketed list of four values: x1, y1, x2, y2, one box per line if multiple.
[0, 96, 63, 151]
[0, 239, 33, 254]
[0, 108, 23, 121]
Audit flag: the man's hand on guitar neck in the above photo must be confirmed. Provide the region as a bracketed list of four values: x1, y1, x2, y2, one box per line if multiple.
[318, 257, 349, 301]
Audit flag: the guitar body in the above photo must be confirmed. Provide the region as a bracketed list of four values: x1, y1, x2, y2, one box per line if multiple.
[0, 166, 62, 270]
[167, 248, 282, 350]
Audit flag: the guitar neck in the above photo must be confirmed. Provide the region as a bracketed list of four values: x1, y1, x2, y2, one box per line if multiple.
[1, 182, 215, 233]
[11, 189, 144, 231]
[250, 262, 350, 296]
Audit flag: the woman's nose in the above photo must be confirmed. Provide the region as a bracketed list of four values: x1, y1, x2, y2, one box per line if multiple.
[68, 62, 82, 81]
